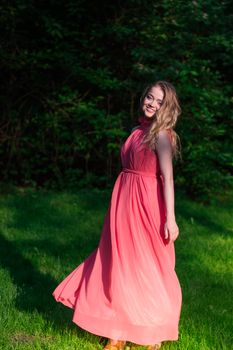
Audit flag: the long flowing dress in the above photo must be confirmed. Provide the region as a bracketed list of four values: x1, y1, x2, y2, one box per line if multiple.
[52, 117, 182, 345]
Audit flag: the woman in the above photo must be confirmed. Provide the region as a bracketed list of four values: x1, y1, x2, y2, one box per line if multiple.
[52, 81, 182, 350]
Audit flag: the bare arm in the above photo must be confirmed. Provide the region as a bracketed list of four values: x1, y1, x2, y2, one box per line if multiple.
[155, 130, 179, 242]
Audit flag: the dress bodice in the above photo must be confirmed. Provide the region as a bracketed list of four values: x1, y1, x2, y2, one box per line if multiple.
[121, 117, 161, 176]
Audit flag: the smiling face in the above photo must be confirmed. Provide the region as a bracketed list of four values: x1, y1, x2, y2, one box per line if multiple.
[142, 85, 164, 118]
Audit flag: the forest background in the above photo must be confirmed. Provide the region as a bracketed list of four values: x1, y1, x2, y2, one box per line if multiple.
[0, 0, 232, 200]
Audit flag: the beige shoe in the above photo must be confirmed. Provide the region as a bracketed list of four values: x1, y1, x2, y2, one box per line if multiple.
[103, 340, 126, 350]
[147, 344, 161, 350]
[129, 342, 161, 350]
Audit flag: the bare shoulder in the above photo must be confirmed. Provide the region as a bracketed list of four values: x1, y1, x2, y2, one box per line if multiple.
[157, 129, 171, 142]
[157, 129, 171, 138]
[156, 130, 172, 151]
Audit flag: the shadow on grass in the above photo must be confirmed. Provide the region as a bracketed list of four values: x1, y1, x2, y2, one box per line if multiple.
[0, 188, 111, 341]
[0, 231, 80, 333]
[176, 193, 232, 237]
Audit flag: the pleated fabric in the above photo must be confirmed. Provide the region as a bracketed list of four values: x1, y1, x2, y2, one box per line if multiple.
[52, 117, 182, 345]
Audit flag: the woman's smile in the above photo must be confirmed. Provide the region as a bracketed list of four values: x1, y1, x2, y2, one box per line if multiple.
[145, 106, 156, 113]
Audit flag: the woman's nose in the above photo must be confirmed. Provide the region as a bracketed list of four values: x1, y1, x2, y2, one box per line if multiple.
[149, 100, 159, 110]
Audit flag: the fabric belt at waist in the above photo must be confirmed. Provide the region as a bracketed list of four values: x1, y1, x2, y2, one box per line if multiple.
[122, 168, 160, 178]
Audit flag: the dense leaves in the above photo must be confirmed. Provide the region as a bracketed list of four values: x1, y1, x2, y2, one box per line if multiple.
[0, 0, 232, 198]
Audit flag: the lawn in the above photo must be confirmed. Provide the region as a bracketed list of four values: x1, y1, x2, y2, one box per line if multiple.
[0, 187, 232, 350]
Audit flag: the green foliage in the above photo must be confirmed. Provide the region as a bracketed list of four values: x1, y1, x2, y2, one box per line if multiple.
[0, 0, 232, 198]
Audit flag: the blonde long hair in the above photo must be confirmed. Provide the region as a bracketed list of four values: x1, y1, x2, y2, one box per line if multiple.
[140, 81, 181, 157]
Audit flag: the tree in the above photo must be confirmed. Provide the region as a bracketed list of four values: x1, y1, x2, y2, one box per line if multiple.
[0, 0, 232, 198]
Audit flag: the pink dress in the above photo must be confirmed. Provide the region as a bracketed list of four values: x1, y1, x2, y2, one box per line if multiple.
[52, 117, 182, 345]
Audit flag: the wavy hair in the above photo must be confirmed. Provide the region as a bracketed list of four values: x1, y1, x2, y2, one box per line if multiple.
[140, 81, 181, 158]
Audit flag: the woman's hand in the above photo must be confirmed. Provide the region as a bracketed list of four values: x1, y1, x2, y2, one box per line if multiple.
[164, 219, 179, 242]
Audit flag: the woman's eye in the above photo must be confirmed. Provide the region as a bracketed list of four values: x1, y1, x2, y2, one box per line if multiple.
[146, 94, 153, 100]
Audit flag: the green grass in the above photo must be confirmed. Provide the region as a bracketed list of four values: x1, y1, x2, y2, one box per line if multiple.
[0, 186, 232, 350]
